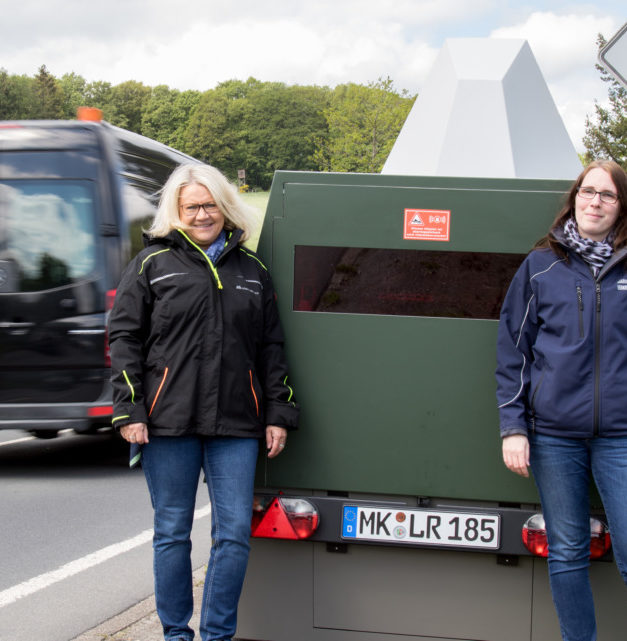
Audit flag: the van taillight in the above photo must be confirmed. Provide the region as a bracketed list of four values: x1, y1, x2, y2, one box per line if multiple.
[104, 289, 116, 368]
[522, 514, 611, 559]
[251, 496, 319, 540]
[88, 406, 113, 417]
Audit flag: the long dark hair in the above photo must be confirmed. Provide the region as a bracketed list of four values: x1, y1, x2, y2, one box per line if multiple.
[535, 160, 627, 255]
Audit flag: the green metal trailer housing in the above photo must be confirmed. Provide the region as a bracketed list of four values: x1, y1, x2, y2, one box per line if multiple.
[236, 170, 627, 641]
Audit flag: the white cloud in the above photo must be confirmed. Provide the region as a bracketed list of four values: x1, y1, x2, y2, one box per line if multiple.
[490, 11, 622, 150]
[490, 11, 618, 77]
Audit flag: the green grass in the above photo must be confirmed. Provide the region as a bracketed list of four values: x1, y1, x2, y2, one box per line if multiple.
[240, 191, 270, 251]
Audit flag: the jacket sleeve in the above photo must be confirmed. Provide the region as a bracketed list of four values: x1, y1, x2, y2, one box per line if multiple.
[495, 255, 539, 438]
[258, 268, 300, 429]
[108, 257, 152, 429]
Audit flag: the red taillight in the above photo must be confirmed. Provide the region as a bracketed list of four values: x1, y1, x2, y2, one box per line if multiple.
[251, 496, 319, 540]
[104, 289, 116, 368]
[589, 518, 612, 559]
[88, 406, 113, 417]
[522, 514, 549, 557]
[522, 514, 611, 559]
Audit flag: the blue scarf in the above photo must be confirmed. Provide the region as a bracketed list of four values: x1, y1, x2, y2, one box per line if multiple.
[205, 230, 227, 263]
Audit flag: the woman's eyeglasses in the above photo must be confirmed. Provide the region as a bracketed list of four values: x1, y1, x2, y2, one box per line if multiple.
[577, 187, 618, 205]
[180, 202, 220, 215]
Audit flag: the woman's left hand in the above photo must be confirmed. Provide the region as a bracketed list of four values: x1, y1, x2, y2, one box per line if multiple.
[502, 434, 530, 477]
[266, 425, 287, 458]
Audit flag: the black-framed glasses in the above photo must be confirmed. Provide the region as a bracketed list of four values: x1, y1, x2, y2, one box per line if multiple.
[180, 202, 220, 215]
[577, 187, 618, 205]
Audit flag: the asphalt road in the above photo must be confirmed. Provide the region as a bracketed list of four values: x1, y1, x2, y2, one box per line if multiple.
[0, 429, 212, 641]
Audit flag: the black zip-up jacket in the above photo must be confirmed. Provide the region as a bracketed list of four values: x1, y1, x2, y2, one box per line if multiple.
[108, 228, 299, 437]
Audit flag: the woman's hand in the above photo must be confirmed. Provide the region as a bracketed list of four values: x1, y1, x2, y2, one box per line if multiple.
[502, 434, 530, 477]
[120, 422, 149, 444]
[266, 425, 287, 458]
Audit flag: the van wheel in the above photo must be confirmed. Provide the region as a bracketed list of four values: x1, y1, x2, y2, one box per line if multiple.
[31, 430, 59, 439]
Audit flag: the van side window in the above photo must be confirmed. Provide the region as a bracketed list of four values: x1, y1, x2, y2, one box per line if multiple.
[293, 245, 525, 320]
[119, 181, 160, 258]
[116, 145, 178, 257]
[0, 180, 96, 292]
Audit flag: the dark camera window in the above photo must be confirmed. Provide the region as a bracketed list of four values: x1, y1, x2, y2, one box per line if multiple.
[293, 245, 525, 320]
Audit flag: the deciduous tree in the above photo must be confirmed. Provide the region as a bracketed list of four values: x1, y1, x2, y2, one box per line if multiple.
[142, 85, 201, 150]
[313, 77, 415, 173]
[0, 69, 35, 119]
[583, 35, 627, 170]
[59, 72, 88, 119]
[107, 80, 151, 132]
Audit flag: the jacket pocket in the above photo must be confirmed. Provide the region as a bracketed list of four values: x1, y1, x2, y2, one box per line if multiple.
[248, 369, 260, 417]
[576, 282, 584, 339]
[148, 367, 169, 417]
[530, 368, 546, 430]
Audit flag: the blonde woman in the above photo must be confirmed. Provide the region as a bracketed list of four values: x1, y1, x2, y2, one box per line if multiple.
[109, 163, 299, 641]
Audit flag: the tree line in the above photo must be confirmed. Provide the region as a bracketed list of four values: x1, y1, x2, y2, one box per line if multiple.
[0, 66, 415, 189]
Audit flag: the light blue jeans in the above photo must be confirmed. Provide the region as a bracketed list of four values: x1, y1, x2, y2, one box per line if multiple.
[142, 435, 259, 641]
[529, 433, 627, 641]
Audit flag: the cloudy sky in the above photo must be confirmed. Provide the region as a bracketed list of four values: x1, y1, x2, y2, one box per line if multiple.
[2, 1, 625, 151]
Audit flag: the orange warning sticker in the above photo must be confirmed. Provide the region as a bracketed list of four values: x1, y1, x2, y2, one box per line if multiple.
[403, 209, 450, 241]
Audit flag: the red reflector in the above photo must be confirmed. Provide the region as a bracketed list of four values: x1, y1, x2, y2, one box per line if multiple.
[589, 518, 612, 559]
[522, 514, 611, 559]
[522, 514, 549, 557]
[251, 496, 319, 540]
[88, 406, 113, 417]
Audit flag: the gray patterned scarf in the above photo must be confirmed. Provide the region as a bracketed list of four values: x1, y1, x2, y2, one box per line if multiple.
[562, 217, 614, 276]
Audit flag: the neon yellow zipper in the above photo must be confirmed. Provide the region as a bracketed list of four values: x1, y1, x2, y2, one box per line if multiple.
[177, 229, 223, 289]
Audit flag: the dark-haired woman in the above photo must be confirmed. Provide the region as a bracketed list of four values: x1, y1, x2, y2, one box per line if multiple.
[496, 160, 627, 641]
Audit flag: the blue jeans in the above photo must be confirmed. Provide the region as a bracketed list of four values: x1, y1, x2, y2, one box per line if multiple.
[142, 435, 259, 641]
[529, 433, 627, 641]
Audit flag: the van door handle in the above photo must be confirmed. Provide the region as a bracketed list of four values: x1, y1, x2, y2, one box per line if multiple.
[0, 322, 35, 328]
[67, 329, 105, 335]
[0, 321, 35, 335]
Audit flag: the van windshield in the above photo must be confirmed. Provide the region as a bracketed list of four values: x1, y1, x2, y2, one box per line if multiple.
[0, 180, 96, 292]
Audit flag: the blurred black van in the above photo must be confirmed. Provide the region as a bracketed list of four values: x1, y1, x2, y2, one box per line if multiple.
[0, 109, 199, 437]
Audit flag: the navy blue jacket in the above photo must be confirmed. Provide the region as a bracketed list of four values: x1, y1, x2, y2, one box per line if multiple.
[496, 235, 627, 439]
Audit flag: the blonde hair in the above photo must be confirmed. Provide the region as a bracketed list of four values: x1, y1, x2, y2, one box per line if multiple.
[148, 163, 257, 242]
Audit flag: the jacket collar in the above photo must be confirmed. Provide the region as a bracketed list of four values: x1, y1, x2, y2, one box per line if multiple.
[144, 228, 243, 258]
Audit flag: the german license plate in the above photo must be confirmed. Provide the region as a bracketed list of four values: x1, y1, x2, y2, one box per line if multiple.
[341, 505, 500, 550]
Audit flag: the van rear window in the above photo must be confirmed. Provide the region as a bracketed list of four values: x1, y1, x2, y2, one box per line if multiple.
[293, 245, 525, 320]
[0, 180, 96, 292]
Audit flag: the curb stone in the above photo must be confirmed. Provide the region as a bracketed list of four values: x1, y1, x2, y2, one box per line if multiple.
[70, 567, 206, 641]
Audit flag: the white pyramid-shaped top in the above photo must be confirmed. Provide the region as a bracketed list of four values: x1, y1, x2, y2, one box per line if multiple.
[382, 38, 582, 179]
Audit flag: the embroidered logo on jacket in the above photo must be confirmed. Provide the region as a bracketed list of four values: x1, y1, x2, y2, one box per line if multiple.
[235, 277, 262, 295]
[618, 278, 627, 291]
